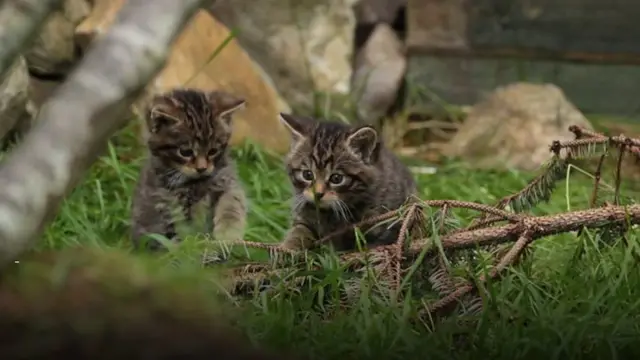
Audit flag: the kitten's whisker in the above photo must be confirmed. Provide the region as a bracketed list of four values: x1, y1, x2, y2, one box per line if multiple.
[339, 200, 353, 221]
[330, 200, 352, 223]
[167, 171, 186, 189]
[332, 203, 345, 222]
[332, 200, 351, 222]
[291, 194, 307, 213]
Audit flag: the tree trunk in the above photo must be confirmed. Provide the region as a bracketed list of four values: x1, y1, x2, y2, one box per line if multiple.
[0, 0, 214, 267]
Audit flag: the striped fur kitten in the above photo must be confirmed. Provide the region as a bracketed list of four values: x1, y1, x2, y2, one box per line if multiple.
[278, 113, 417, 251]
[130, 88, 247, 251]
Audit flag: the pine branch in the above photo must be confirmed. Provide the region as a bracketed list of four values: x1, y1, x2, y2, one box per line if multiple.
[590, 153, 607, 208]
[227, 203, 640, 298]
[467, 128, 635, 229]
[501, 155, 569, 213]
[569, 125, 640, 160]
[409, 204, 640, 254]
[223, 128, 640, 320]
[423, 229, 535, 317]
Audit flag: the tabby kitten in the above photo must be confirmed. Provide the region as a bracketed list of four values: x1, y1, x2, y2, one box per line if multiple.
[130, 88, 247, 251]
[278, 113, 417, 251]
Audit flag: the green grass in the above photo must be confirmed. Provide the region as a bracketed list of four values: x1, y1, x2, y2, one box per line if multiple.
[17, 122, 640, 360]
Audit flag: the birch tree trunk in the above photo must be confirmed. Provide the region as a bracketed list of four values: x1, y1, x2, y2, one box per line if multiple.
[0, 0, 213, 267]
[0, 0, 63, 79]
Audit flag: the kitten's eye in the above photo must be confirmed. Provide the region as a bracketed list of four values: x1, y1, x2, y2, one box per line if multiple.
[329, 173, 345, 185]
[178, 148, 194, 157]
[301, 170, 314, 181]
[207, 149, 216, 157]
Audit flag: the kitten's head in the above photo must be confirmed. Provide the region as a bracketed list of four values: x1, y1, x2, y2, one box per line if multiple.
[145, 88, 245, 180]
[278, 113, 380, 211]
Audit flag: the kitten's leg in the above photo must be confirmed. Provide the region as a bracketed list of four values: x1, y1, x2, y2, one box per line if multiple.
[358, 209, 403, 247]
[211, 185, 247, 242]
[130, 190, 178, 252]
[361, 209, 422, 248]
[280, 222, 317, 251]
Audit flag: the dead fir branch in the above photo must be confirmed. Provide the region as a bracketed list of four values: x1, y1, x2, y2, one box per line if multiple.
[227, 203, 640, 303]
[0, 0, 62, 78]
[223, 127, 640, 321]
[423, 229, 535, 317]
[426, 203, 465, 299]
[410, 204, 640, 255]
[393, 203, 419, 291]
[467, 154, 570, 229]
[590, 153, 607, 208]
[0, 0, 212, 267]
[310, 199, 524, 249]
[569, 125, 640, 160]
[467, 127, 639, 230]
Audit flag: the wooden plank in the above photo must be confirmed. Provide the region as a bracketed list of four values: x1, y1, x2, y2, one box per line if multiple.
[407, 0, 640, 64]
[407, 47, 640, 66]
[406, 0, 467, 51]
[406, 55, 640, 119]
[468, 0, 640, 55]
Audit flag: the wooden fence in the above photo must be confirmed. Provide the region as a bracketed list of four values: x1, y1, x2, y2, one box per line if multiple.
[405, 0, 640, 118]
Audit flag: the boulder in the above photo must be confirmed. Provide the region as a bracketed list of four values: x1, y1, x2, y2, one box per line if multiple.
[0, 57, 36, 144]
[209, 0, 358, 110]
[75, 0, 292, 154]
[25, 0, 92, 77]
[444, 82, 594, 171]
[351, 23, 406, 125]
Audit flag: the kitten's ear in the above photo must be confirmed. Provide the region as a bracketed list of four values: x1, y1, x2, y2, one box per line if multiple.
[278, 113, 310, 144]
[346, 126, 378, 161]
[209, 91, 246, 126]
[147, 95, 182, 133]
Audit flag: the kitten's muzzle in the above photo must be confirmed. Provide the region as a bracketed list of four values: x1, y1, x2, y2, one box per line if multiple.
[303, 184, 338, 209]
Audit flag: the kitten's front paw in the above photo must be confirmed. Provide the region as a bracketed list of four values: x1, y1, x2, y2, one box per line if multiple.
[279, 236, 305, 251]
[279, 224, 316, 251]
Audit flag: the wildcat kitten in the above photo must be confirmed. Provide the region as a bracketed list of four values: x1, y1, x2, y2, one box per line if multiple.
[278, 113, 417, 251]
[130, 88, 248, 251]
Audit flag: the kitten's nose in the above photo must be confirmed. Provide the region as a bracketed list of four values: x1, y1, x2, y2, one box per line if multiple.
[313, 182, 326, 200]
[194, 156, 208, 174]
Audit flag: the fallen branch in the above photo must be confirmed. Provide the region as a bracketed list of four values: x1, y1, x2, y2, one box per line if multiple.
[569, 125, 640, 159]
[425, 229, 535, 316]
[412, 204, 639, 254]
[222, 126, 639, 321]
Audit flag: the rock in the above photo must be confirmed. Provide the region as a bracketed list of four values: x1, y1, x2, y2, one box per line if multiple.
[75, 1, 292, 154]
[28, 77, 62, 108]
[351, 23, 406, 125]
[209, 0, 358, 110]
[0, 57, 36, 144]
[444, 82, 594, 171]
[25, 0, 92, 77]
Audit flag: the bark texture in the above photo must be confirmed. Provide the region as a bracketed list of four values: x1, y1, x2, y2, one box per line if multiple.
[0, 0, 213, 267]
